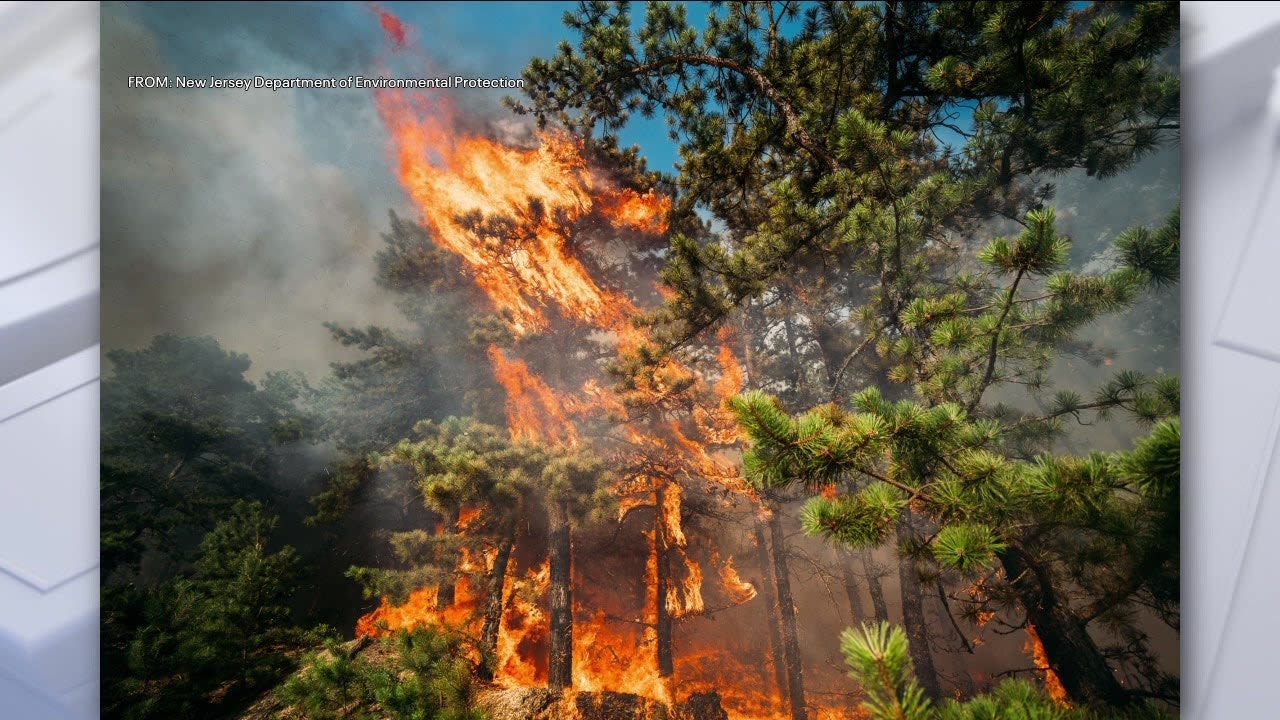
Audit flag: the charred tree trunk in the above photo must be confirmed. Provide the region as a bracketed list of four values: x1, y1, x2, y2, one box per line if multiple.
[478, 530, 516, 681]
[1000, 546, 1131, 707]
[437, 506, 461, 609]
[861, 550, 890, 623]
[753, 518, 788, 702]
[897, 512, 941, 701]
[655, 487, 675, 677]
[839, 550, 865, 624]
[548, 503, 573, 691]
[767, 506, 808, 720]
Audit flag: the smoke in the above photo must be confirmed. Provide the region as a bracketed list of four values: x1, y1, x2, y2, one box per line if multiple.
[101, 4, 409, 379]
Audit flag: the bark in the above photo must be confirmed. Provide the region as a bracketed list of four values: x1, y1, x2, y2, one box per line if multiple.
[655, 487, 675, 677]
[897, 513, 942, 701]
[437, 506, 461, 609]
[548, 503, 574, 691]
[1000, 546, 1131, 707]
[839, 550, 866, 624]
[767, 507, 808, 720]
[780, 306, 805, 405]
[861, 550, 890, 623]
[753, 519, 788, 701]
[479, 531, 516, 681]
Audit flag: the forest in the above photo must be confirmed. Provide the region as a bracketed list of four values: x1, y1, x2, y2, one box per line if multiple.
[101, 3, 1180, 719]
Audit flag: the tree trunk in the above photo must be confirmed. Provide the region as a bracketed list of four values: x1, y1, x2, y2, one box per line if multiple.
[753, 518, 788, 702]
[861, 550, 889, 623]
[839, 550, 865, 625]
[781, 304, 805, 405]
[897, 513, 942, 701]
[1000, 546, 1131, 707]
[655, 487, 675, 677]
[437, 507, 461, 609]
[767, 507, 808, 720]
[479, 531, 516, 681]
[548, 503, 574, 691]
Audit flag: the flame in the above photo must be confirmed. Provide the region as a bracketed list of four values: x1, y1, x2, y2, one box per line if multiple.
[375, 7, 406, 48]
[352, 10, 854, 719]
[596, 187, 671, 235]
[575, 610, 673, 704]
[356, 546, 485, 640]
[1025, 623, 1071, 707]
[458, 506, 483, 529]
[714, 340, 745, 402]
[719, 556, 758, 605]
[496, 561, 551, 686]
[375, 85, 666, 336]
[488, 344, 578, 446]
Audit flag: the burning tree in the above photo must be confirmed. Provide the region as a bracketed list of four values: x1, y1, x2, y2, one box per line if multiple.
[507, 0, 1179, 712]
[348, 418, 615, 690]
[307, 2, 1179, 717]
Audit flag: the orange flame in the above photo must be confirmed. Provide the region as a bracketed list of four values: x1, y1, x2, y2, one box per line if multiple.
[375, 85, 667, 336]
[596, 187, 671, 235]
[487, 344, 578, 446]
[719, 555, 758, 605]
[1025, 623, 1071, 707]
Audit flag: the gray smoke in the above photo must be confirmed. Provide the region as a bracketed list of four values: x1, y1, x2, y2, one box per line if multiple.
[102, 4, 408, 379]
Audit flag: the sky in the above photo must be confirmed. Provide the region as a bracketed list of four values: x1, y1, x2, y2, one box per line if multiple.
[102, 1, 690, 378]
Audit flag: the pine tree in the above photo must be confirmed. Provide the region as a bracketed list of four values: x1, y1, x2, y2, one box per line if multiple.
[101, 336, 320, 719]
[511, 2, 1178, 707]
[275, 627, 485, 720]
[307, 212, 511, 532]
[730, 376, 1178, 705]
[117, 502, 321, 720]
[542, 449, 617, 690]
[346, 417, 613, 692]
[319, 212, 507, 453]
[841, 622, 1173, 720]
[102, 334, 315, 577]
[511, 1, 1177, 354]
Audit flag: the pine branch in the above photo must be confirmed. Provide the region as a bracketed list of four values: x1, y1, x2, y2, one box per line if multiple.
[967, 267, 1026, 413]
[830, 332, 880, 402]
[934, 580, 974, 654]
[623, 53, 841, 172]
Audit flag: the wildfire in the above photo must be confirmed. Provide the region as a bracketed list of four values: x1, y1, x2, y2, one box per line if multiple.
[487, 344, 579, 446]
[575, 609, 674, 704]
[351, 8, 845, 720]
[356, 545, 489, 639]
[596, 186, 671, 235]
[495, 561, 551, 686]
[1025, 623, 1071, 707]
[374, 79, 665, 336]
[718, 556, 758, 605]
